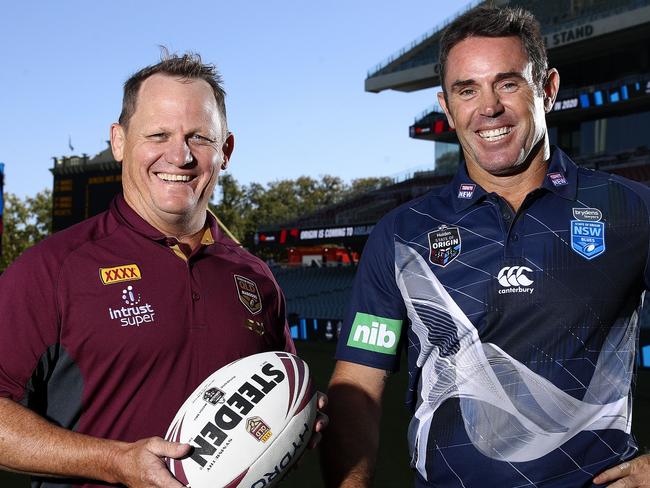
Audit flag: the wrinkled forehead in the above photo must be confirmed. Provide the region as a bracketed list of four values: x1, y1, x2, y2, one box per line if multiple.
[131, 74, 225, 131]
[445, 36, 532, 85]
[136, 74, 216, 108]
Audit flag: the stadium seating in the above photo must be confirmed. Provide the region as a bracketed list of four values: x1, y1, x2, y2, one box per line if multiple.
[271, 265, 356, 321]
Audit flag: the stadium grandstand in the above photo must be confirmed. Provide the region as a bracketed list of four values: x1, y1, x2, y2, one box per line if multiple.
[255, 0, 650, 364]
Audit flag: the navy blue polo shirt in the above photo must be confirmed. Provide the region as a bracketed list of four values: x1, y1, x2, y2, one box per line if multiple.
[337, 148, 650, 487]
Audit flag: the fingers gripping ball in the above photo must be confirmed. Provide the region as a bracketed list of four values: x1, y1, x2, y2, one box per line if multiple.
[165, 352, 317, 487]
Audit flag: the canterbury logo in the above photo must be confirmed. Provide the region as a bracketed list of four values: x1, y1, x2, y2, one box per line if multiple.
[497, 266, 533, 287]
[100, 264, 142, 285]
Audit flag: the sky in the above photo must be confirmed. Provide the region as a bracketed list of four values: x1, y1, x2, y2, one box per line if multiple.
[0, 0, 475, 199]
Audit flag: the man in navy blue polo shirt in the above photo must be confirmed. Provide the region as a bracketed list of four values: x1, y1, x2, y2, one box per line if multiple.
[322, 7, 650, 488]
[0, 53, 325, 487]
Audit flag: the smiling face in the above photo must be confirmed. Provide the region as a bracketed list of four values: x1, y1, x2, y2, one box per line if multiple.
[438, 36, 558, 180]
[111, 74, 234, 235]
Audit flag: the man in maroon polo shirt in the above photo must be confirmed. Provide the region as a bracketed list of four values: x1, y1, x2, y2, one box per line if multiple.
[0, 53, 324, 487]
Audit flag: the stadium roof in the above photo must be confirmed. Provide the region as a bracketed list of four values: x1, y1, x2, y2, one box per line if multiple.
[365, 0, 650, 93]
[51, 144, 119, 175]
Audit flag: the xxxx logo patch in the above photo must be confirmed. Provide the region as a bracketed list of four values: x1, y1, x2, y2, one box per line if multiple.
[234, 274, 262, 315]
[100, 264, 142, 285]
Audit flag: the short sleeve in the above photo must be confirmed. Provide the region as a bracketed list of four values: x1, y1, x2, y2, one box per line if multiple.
[611, 175, 650, 290]
[0, 245, 60, 403]
[335, 215, 407, 372]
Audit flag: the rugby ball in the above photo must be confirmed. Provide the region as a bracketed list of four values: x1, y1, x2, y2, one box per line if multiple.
[164, 351, 317, 488]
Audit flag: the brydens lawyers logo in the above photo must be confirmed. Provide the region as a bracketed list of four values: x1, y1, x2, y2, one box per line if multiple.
[108, 285, 157, 327]
[99, 264, 141, 285]
[497, 266, 534, 294]
[347, 313, 402, 355]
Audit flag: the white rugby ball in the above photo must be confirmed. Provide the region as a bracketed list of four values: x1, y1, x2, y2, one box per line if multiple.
[164, 351, 317, 488]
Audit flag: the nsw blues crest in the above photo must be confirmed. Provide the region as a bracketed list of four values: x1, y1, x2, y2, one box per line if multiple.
[428, 226, 461, 267]
[571, 208, 605, 260]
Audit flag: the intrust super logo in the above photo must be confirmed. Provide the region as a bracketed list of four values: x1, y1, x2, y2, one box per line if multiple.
[99, 264, 141, 285]
[347, 313, 402, 355]
[108, 285, 157, 327]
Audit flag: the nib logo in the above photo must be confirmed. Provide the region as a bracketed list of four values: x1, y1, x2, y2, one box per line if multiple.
[347, 313, 402, 355]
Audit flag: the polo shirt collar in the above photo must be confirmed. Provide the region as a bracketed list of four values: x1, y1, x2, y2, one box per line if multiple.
[448, 161, 489, 213]
[448, 146, 578, 212]
[540, 146, 578, 201]
[110, 193, 219, 245]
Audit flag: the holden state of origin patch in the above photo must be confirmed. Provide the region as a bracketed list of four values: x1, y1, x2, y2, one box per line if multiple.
[428, 226, 461, 267]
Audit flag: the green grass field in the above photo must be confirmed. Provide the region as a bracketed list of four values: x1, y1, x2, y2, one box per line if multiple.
[1, 341, 648, 487]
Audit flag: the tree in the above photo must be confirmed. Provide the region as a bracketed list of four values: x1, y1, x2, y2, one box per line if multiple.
[211, 174, 394, 248]
[348, 177, 394, 196]
[1, 190, 52, 271]
[210, 174, 252, 241]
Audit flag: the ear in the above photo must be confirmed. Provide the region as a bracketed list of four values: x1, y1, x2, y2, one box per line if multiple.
[221, 132, 235, 169]
[543, 68, 560, 113]
[437, 91, 456, 129]
[110, 123, 126, 163]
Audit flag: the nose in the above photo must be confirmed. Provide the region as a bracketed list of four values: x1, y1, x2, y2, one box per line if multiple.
[480, 90, 504, 117]
[166, 136, 193, 166]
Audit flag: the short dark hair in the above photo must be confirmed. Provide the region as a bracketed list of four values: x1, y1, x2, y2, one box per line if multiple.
[119, 49, 227, 133]
[439, 6, 548, 95]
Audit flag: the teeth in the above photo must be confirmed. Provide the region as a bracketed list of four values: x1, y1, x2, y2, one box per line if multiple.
[478, 126, 512, 141]
[157, 173, 191, 182]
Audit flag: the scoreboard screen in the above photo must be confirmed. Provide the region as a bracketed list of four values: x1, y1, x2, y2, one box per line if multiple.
[52, 170, 122, 232]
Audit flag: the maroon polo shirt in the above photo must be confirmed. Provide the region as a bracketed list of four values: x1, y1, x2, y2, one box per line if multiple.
[0, 194, 294, 488]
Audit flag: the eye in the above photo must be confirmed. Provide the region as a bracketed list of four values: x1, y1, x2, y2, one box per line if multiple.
[189, 134, 216, 144]
[458, 88, 477, 98]
[499, 81, 519, 92]
[146, 132, 168, 141]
